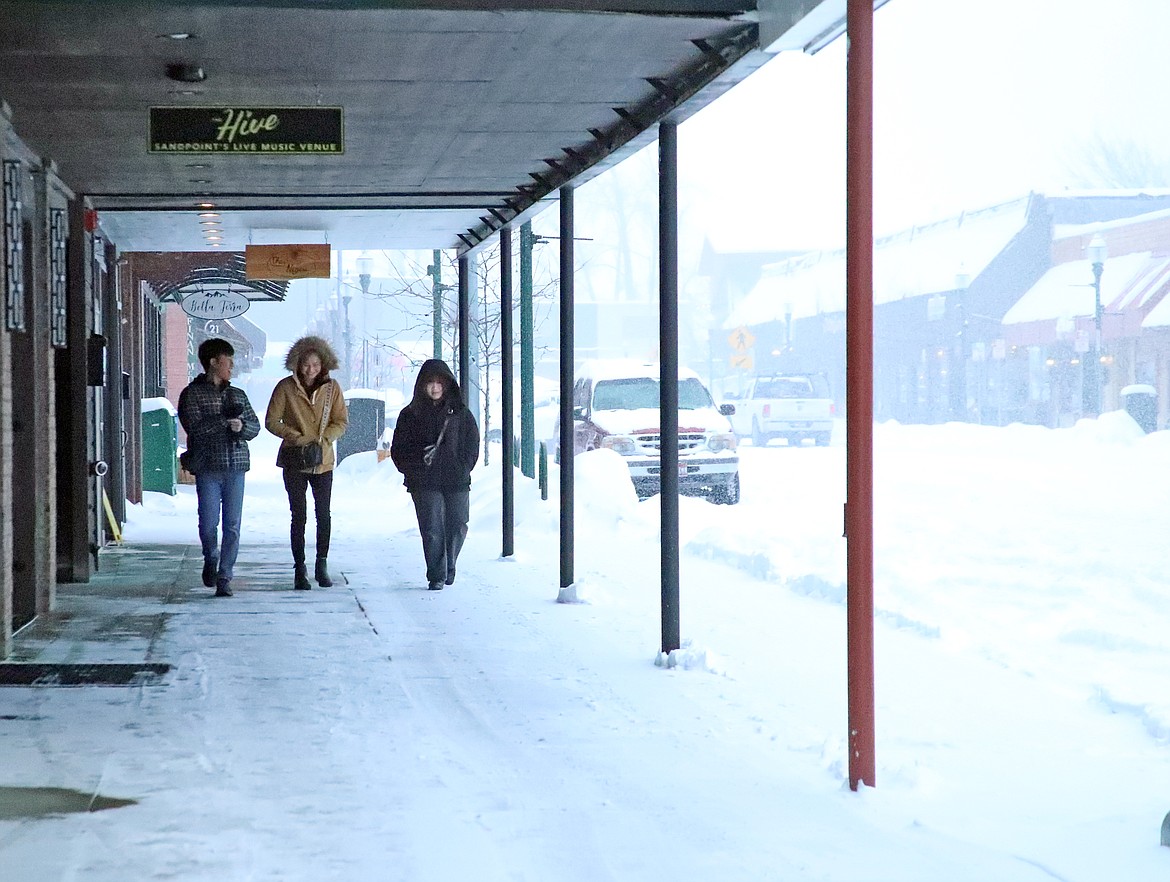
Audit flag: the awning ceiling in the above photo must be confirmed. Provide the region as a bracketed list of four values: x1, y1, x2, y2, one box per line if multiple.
[0, 1, 863, 256]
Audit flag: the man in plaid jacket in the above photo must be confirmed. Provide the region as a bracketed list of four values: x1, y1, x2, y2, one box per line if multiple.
[177, 338, 261, 596]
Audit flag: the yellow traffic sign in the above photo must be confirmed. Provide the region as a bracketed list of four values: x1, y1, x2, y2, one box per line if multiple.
[729, 353, 753, 371]
[728, 326, 755, 352]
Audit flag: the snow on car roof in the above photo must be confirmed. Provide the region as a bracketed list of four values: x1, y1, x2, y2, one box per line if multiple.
[579, 359, 701, 383]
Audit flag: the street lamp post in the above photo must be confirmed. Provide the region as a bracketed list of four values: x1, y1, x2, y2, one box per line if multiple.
[348, 253, 372, 390]
[1087, 235, 1107, 415]
[951, 268, 970, 421]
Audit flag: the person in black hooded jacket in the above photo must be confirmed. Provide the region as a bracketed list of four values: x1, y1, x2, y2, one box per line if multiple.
[390, 358, 480, 590]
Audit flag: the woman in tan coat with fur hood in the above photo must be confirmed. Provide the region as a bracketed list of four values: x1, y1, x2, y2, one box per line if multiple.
[265, 336, 349, 590]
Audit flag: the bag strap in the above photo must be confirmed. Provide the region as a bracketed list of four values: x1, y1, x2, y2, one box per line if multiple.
[316, 382, 335, 444]
[434, 415, 451, 450]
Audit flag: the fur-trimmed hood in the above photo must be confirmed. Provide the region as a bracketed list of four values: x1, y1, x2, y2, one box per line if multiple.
[284, 335, 340, 373]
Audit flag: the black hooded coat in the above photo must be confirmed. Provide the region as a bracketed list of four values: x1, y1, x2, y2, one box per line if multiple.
[390, 359, 480, 492]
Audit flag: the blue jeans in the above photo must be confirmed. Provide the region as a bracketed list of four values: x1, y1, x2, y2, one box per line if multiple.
[195, 470, 246, 583]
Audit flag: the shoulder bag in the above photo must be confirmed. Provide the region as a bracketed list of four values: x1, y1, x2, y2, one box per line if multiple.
[277, 381, 334, 471]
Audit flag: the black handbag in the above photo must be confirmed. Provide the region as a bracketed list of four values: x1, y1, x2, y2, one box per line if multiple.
[277, 441, 322, 470]
[279, 382, 334, 472]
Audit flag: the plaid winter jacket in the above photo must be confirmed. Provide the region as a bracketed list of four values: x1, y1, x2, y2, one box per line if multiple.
[177, 374, 261, 474]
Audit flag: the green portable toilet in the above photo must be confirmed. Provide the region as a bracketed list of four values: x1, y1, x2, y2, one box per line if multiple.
[141, 397, 178, 495]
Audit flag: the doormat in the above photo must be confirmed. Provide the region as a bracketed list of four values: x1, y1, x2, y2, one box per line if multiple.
[0, 786, 137, 819]
[0, 662, 171, 686]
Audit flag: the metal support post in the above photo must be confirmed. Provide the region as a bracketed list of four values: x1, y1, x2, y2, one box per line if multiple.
[520, 222, 536, 478]
[458, 256, 470, 402]
[500, 227, 514, 558]
[845, 0, 876, 791]
[558, 187, 575, 593]
[659, 120, 680, 656]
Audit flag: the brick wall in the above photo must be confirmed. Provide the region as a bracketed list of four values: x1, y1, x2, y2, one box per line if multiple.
[163, 305, 191, 440]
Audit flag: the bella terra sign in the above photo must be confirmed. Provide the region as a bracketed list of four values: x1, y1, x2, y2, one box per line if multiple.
[180, 290, 250, 320]
[149, 107, 344, 154]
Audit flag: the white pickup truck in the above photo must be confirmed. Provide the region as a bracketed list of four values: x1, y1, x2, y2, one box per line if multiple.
[556, 360, 741, 504]
[722, 373, 835, 447]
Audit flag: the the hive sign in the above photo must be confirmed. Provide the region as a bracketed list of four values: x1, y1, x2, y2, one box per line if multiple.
[148, 107, 344, 154]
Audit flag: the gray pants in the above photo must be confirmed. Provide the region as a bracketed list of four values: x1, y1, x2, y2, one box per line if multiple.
[410, 489, 470, 584]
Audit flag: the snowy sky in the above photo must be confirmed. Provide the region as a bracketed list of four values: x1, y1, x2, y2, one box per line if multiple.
[679, 0, 1170, 250]
[5, 415, 1170, 879]
[250, 0, 1170, 351]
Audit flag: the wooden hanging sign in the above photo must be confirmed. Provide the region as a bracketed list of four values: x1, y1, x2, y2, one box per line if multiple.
[245, 244, 331, 280]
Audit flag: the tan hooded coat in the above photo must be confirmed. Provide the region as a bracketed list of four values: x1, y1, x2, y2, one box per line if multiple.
[264, 336, 349, 473]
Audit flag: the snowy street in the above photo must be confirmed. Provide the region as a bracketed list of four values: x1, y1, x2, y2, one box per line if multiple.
[2, 419, 1170, 880]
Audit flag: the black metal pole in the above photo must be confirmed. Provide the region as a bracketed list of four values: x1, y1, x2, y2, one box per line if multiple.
[659, 120, 680, 655]
[458, 255, 470, 403]
[559, 187, 575, 592]
[500, 227, 514, 559]
[520, 223, 536, 478]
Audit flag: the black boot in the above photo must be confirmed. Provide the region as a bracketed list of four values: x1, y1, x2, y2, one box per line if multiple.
[315, 557, 333, 587]
[202, 557, 218, 588]
[294, 563, 311, 591]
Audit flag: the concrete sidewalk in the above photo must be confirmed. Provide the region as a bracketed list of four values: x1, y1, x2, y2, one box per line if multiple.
[5, 542, 350, 677]
[0, 536, 447, 879]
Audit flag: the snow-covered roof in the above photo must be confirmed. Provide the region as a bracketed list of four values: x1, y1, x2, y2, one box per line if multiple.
[1053, 204, 1170, 241]
[726, 197, 1031, 328]
[1003, 253, 1168, 325]
[1142, 291, 1170, 328]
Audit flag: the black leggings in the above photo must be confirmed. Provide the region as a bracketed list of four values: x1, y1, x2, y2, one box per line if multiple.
[284, 469, 334, 565]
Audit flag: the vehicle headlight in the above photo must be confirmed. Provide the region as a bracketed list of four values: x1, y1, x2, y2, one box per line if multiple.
[707, 432, 738, 452]
[601, 434, 638, 456]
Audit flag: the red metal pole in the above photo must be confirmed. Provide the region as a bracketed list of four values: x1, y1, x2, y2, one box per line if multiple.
[846, 0, 876, 791]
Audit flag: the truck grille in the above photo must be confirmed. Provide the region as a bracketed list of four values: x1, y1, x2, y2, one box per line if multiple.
[635, 432, 707, 453]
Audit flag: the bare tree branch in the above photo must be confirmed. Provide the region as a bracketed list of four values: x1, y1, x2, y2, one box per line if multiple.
[1065, 133, 1170, 189]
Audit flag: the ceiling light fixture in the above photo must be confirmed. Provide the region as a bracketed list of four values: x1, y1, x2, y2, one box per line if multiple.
[159, 32, 197, 41]
[165, 63, 206, 83]
[196, 202, 215, 209]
